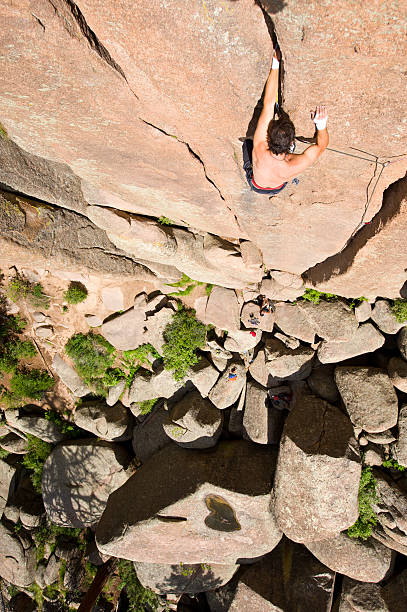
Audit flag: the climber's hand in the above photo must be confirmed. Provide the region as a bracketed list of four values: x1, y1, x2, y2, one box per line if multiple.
[311, 105, 328, 130]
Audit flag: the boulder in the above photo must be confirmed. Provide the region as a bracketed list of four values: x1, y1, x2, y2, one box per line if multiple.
[395, 405, 407, 467]
[6, 474, 44, 529]
[143, 306, 174, 353]
[371, 470, 407, 553]
[0, 459, 15, 517]
[338, 577, 388, 612]
[397, 327, 407, 360]
[355, 301, 372, 323]
[73, 400, 132, 441]
[134, 561, 238, 595]
[51, 354, 90, 397]
[366, 431, 396, 445]
[297, 300, 358, 342]
[208, 361, 246, 410]
[381, 569, 407, 612]
[96, 441, 282, 564]
[260, 275, 304, 302]
[240, 302, 261, 329]
[43, 554, 61, 587]
[249, 338, 314, 386]
[84, 314, 103, 327]
[224, 329, 262, 353]
[335, 367, 398, 433]
[0, 523, 36, 586]
[371, 300, 405, 335]
[163, 391, 222, 449]
[42, 439, 132, 527]
[306, 533, 392, 583]
[273, 332, 300, 350]
[243, 381, 275, 445]
[6, 407, 68, 443]
[0, 432, 28, 454]
[129, 368, 183, 403]
[101, 306, 146, 351]
[132, 403, 172, 461]
[186, 357, 219, 398]
[273, 395, 361, 543]
[106, 378, 126, 406]
[318, 323, 384, 364]
[274, 302, 317, 344]
[388, 356, 407, 392]
[101, 286, 125, 312]
[35, 325, 54, 339]
[205, 287, 240, 332]
[307, 364, 339, 403]
[208, 537, 335, 612]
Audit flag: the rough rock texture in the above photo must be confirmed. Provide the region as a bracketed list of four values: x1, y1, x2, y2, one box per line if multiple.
[132, 403, 173, 461]
[0, 523, 36, 586]
[0, 460, 15, 518]
[372, 470, 407, 554]
[243, 381, 272, 445]
[335, 367, 399, 433]
[0, 433, 28, 454]
[307, 364, 339, 403]
[249, 338, 314, 386]
[317, 323, 385, 364]
[208, 361, 246, 410]
[187, 357, 219, 398]
[96, 441, 282, 564]
[207, 537, 335, 612]
[162, 391, 223, 449]
[355, 301, 372, 323]
[338, 577, 388, 612]
[134, 561, 238, 595]
[129, 368, 183, 403]
[205, 288, 240, 332]
[306, 533, 392, 583]
[297, 301, 358, 342]
[52, 354, 90, 397]
[395, 405, 407, 467]
[273, 395, 361, 543]
[260, 275, 304, 302]
[73, 400, 132, 441]
[6, 474, 44, 529]
[273, 302, 316, 344]
[388, 356, 407, 393]
[101, 306, 146, 351]
[42, 440, 132, 527]
[371, 300, 406, 335]
[6, 408, 68, 443]
[398, 327, 407, 361]
[224, 329, 262, 353]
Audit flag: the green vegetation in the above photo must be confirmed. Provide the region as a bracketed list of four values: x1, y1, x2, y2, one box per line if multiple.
[63, 281, 88, 305]
[347, 467, 378, 540]
[205, 283, 214, 296]
[22, 435, 52, 493]
[0, 447, 10, 460]
[9, 368, 54, 400]
[7, 275, 50, 310]
[382, 458, 406, 472]
[136, 398, 158, 415]
[44, 409, 82, 438]
[0, 338, 36, 373]
[102, 367, 126, 388]
[34, 519, 84, 563]
[162, 307, 207, 381]
[121, 344, 161, 388]
[0, 121, 8, 139]
[391, 299, 407, 323]
[348, 296, 368, 310]
[301, 288, 338, 304]
[158, 216, 174, 225]
[117, 560, 160, 611]
[65, 332, 116, 385]
[165, 272, 214, 297]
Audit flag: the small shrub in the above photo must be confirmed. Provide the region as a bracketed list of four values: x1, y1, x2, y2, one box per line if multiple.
[392, 299, 407, 323]
[10, 368, 54, 400]
[162, 307, 206, 380]
[136, 398, 158, 415]
[65, 332, 116, 383]
[382, 458, 406, 472]
[7, 276, 50, 310]
[205, 283, 214, 296]
[117, 559, 160, 611]
[22, 435, 52, 492]
[44, 410, 82, 438]
[0, 447, 10, 460]
[121, 344, 161, 387]
[63, 281, 88, 304]
[348, 296, 368, 310]
[102, 367, 126, 388]
[158, 216, 174, 225]
[347, 467, 378, 540]
[301, 288, 338, 304]
[0, 338, 36, 373]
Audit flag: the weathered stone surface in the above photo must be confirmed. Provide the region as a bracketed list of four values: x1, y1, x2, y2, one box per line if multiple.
[0, 459, 15, 517]
[366, 431, 396, 445]
[42, 440, 132, 527]
[307, 364, 339, 403]
[6, 473, 44, 529]
[96, 441, 282, 564]
[335, 367, 398, 433]
[372, 470, 407, 554]
[101, 286, 124, 312]
[0, 432, 28, 454]
[84, 314, 103, 327]
[388, 356, 407, 393]
[6, 408, 67, 443]
[398, 327, 407, 361]
[274, 332, 300, 350]
[224, 329, 262, 353]
[73, 400, 132, 441]
[273, 395, 360, 543]
[395, 405, 407, 467]
[52, 354, 90, 397]
[243, 382, 272, 445]
[381, 569, 407, 612]
[274, 302, 316, 344]
[338, 577, 388, 612]
[240, 302, 261, 329]
[35, 325, 54, 339]
[209, 537, 335, 612]
[187, 357, 219, 398]
[163, 391, 222, 449]
[143, 307, 174, 354]
[261, 274, 304, 302]
[364, 447, 383, 467]
[297, 300, 358, 342]
[134, 561, 238, 595]
[355, 301, 372, 323]
[132, 403, 172, 461]
[106, 378, 126, 406]
[0, 523, 36, 586]
[205, 287, 240, 332]
[208, 361, 246, 410]
[306, 533, 392, 583]
[249, 338, 314, 386]
[43, 554, 61, 587]
[318, 323, 384, 364]
[129, 368, 183, 402]
[101, 306, 146, 351]
[371, 300, 406, 335]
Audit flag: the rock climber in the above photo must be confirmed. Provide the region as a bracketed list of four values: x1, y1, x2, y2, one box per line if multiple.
[243, 48, 329, 196]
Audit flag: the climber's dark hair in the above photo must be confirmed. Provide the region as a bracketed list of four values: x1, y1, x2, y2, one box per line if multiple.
[267, 109, 295, 155]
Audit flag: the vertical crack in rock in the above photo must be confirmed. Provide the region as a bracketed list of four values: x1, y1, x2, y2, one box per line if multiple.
[255, 0, 284, 104]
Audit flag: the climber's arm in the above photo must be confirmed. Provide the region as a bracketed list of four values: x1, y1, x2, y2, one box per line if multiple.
[253, 52, 279, 148]
[286, 106, 329, 175]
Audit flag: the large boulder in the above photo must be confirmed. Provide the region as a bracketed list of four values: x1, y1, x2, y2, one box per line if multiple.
[101, 306, 146, 351]
[143, 306, 174, 353]
[306, 533, 392, 583]
[205, 287, 240, 332]
[335, 367, 398, 433]
[0, 523, 36, 586]
[51, 354, 90, 397]
[338, 577, 388, 612]
[388, 356, 407, 393]
[73, 400, 132, 441]
[297, 300, 358, 342]
[186, 356, 219, 398]
[42, 440, 132, 527]
[317, 324, 384, 364]
[273, 395, 361, 543]
[96, 441, 282, 564]
[224, 329, 262, 353]
[132, 403, 173, 462]
[243, 381, 276, 445]
[162, 391, 222, 449]
[260, 273, 304, 302]
[6, 407, 68, 443]
[129, 368, 183, 402]
[371, 300, 406, 335]
[307, 364, 339, 403]
[249, 338, 314, 387]
[208, 361, 246, 410]
[274, 302, 316, 344]
[0, 459, 15, 517]
[134, 561, 238, 595]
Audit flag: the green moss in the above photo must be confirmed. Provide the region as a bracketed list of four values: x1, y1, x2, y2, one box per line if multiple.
[63, 281, 88, 304]
[9, 368, 54, 400]
[391, 299, 407, 323]
[0, 121, 8, 139]
[301, 288, 338, 304]
[162, 307, 206, 381]
[22, 435, 52, 493]
[347, 467, 378, 540]
[0, 338, 36, 374]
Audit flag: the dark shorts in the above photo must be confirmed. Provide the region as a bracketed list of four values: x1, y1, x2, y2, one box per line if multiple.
[242, 139, 287, 196]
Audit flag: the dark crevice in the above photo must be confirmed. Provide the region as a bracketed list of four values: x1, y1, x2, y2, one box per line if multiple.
[302, 172, 407, 286]
[32, 13, 46, 30]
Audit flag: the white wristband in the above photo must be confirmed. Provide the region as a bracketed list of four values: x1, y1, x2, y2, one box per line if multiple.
[272, 57, 279, 70]
[314, 117, 327, 130]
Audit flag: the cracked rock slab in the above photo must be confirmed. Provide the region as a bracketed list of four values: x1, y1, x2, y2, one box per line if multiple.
[249, 338, 314, 386]
[101, 306, 147, 351]
[205, 287, 240, 332]
[52, 353, 90, 397]
[318, 323, 384, 364]
[297, 300, 358, 342]
[0, 523, 36, 586]
[274, 302, 316, 343]
[208, 361, 246, 410]
[335, 366, 398, 433]
[273, 395, 361, 543]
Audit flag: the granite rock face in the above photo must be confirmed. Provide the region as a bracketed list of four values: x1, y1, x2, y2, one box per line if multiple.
[0, 523, 36, 587]
[96, 441, 282, 564]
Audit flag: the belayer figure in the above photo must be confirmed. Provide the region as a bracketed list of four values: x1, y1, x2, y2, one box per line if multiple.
[243, 47, 329, 196]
